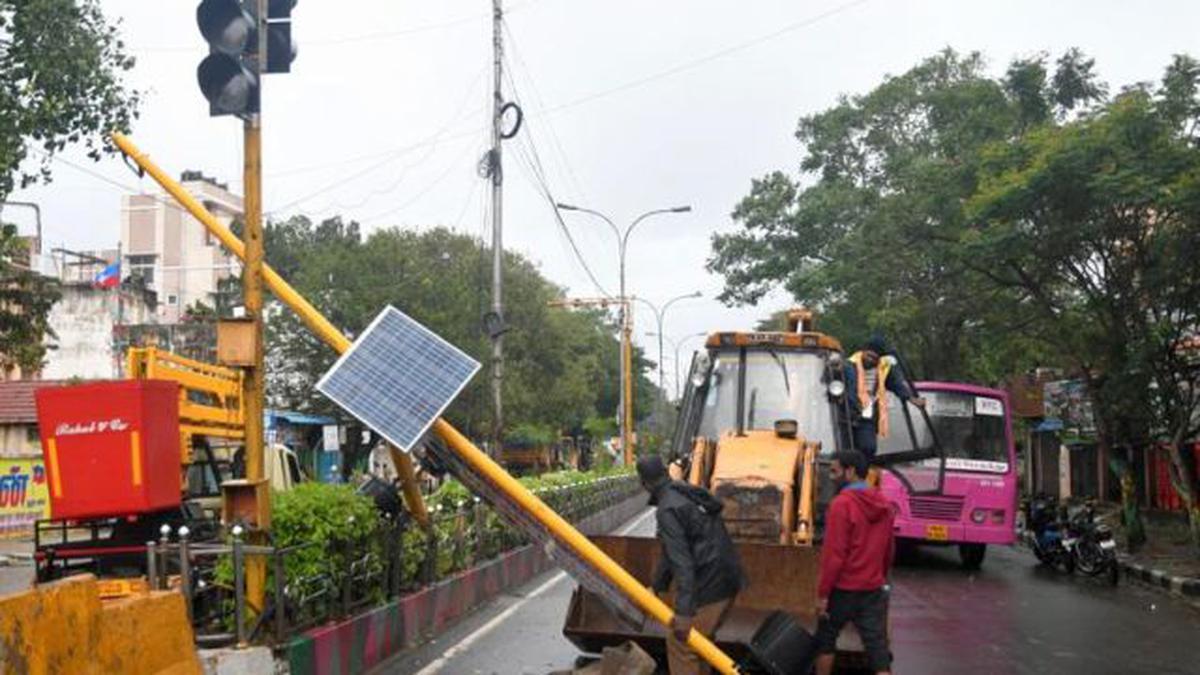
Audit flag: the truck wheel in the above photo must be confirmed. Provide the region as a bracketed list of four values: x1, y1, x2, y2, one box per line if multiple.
[959, 543, 986, 570]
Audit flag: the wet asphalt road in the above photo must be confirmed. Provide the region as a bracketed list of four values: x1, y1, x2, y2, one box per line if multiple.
[377, 509, 1200, 675]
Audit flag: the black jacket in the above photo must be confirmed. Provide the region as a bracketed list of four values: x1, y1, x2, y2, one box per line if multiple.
[650, 481, 746, 616]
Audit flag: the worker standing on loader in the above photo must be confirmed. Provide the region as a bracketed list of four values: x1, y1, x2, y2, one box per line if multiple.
[815, 450, 895, 675]
[844, 335, 925, 463]
[637, 456, 745, 675]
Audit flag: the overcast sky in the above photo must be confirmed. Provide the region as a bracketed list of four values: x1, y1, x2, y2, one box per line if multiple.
[7, 0, 1199, 385]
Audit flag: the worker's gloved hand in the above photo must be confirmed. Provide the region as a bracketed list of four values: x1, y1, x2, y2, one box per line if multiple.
[671, 614, 693, 642]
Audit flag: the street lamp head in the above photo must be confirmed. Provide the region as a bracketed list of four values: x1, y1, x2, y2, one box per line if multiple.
[689, 291, 703, 298]
[670, 206, 692, 213]
[555, 202, 579, 211]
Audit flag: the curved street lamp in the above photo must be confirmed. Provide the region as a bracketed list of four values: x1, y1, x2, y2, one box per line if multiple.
[556, 203, 691, 464]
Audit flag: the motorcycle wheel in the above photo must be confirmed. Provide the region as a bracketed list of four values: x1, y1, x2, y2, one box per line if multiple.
[1061, 551, 1076, 575]
[1075, 541, 1101, 576]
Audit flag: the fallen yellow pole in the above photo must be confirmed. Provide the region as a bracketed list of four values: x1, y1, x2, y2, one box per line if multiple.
[112, 132, 739, 674]
[107, 133, 428, 530]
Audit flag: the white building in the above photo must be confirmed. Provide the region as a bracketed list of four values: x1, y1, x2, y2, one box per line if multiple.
[40, 283, 157, 380]
[121, 171, 241, 323]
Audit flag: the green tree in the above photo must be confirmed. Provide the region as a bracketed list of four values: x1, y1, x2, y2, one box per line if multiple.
[710, 49, 1098, 380]
[967, 68, 1200, 549]
[0, 0, 139, 200]
[260, 216, 646, 443]
[0, 223, 60, 374]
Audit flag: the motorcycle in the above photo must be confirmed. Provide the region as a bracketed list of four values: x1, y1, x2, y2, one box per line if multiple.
[1065, 501, 1120, 586]
[1022, 494, 1075, 574]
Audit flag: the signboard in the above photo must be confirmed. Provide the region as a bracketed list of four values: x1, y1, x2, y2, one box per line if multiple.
[322, 425, 340, 452]
[975, 397, 1004, 417]
[0, 459, 50, 539]
[1043, 380, 1096, 440]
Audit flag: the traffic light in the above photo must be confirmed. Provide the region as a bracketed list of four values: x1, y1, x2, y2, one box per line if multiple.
[196, 0, 296, 117]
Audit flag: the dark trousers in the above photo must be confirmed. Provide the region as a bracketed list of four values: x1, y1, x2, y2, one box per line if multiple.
[815, 587, 891, 672]
[852, 423, 879, 462]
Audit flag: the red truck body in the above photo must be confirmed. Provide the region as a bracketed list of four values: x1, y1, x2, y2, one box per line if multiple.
[35, 380, 182, 520]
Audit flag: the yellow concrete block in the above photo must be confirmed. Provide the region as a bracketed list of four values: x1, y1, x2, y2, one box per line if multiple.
[0, 575, 202, 675]
[0, 575, 101, 675]
[97, 591, 201, 675]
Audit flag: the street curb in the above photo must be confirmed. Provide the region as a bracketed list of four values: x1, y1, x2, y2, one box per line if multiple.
[1120, 559, 1200, 599]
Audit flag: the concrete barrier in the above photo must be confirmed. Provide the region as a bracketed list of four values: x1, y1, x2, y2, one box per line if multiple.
[286, 492, 646, 675]
[0, 575, 202, 675]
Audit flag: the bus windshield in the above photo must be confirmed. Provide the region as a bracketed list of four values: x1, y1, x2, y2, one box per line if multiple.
[696, 349, 838, 450]
[878, 390, 1009, 472]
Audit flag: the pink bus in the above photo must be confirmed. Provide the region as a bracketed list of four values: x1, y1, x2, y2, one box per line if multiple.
[877, 381, 1018, 569]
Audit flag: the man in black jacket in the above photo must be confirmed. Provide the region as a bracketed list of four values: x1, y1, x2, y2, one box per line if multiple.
[638, 456, 745, 675]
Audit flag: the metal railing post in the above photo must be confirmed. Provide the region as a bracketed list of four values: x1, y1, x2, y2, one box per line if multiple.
[158, 524, 172, 590]
[232, 527, 247, 647]
[178, 526, 192, 622]
[146, 540, 159, 590]
[273, 550, 286, 643]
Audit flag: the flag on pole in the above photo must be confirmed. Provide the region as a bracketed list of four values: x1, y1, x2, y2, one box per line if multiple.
[92, 262, 120, 289]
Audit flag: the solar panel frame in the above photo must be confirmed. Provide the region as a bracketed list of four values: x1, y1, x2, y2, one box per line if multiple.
[316, 306, 481, 452]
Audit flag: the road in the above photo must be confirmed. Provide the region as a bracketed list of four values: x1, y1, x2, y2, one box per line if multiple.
[377, 509, 1200, 675]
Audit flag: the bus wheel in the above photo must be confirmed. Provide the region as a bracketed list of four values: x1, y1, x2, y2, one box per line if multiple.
[959, 543, 986, 570]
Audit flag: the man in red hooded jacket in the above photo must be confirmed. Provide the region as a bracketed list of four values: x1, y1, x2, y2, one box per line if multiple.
[815, 449, 895, 675]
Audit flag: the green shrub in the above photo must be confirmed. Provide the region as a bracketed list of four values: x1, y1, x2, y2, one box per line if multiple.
[505, 423, 555, 448]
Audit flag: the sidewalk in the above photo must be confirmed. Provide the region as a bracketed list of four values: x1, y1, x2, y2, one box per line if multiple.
[1104, 505, 1200, 603]
[0, 537, 35, 597]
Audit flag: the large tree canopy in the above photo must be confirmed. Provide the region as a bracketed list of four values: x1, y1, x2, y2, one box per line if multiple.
[0, 0, 139, 201]
[254, 217, 656, 444]
[712, 48, 1200, 550]
[710, 49, 1103, 380]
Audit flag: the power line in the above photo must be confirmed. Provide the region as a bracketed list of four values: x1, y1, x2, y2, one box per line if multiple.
[502, 20, 588, 202]
[534, 0, 872, 117]
[268, 64, 489, 214]
[509, 125, 611, 298]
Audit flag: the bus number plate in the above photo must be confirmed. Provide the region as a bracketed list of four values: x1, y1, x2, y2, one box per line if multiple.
[925, 524, 950, 541]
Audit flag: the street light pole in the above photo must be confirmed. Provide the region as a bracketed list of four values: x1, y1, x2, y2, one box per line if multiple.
[556, 203, 691, 465]
[635, 291, 700, 433]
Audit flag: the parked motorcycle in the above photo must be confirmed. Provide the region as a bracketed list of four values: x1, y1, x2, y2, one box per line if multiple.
[1065, 501, 1120, 586]
[1022, 494, 1075, 574]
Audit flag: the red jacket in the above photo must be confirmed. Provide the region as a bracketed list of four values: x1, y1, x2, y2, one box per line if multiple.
[818, 484, 895, 598]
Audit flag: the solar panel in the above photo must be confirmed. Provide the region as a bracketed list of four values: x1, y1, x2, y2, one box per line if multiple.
[316, 306, 480, 452]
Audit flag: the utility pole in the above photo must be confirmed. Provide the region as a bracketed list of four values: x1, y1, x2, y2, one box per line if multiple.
[489, 0, 505, 456]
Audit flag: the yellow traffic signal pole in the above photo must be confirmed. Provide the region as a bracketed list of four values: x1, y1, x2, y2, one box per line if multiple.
[241, 73, 268, 621]
[241, 0, 270, 618]
[114, 132, 738, 674]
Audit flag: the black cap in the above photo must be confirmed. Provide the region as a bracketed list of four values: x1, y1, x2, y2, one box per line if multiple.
[863, 334, 888, 355]
[636, 455, 669, 491]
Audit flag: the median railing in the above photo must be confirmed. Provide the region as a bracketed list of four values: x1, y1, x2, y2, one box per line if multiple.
[147, 473, 640, 647]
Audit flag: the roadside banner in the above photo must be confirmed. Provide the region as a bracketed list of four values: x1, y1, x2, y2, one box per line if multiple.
[0, 458, 50, 539]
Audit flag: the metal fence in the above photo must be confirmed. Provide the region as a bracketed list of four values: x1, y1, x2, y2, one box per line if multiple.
[147, 473, 640, 647]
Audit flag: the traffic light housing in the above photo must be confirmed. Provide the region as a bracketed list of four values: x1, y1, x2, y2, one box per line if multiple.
[196, 0, 296, 117]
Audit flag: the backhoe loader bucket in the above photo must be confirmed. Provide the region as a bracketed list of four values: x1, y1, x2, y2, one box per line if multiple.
[563, 536, 867, 665]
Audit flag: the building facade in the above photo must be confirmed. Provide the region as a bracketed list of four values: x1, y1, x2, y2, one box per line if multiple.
[121, 171, 242, 323]
[40, 283, 158, 381]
